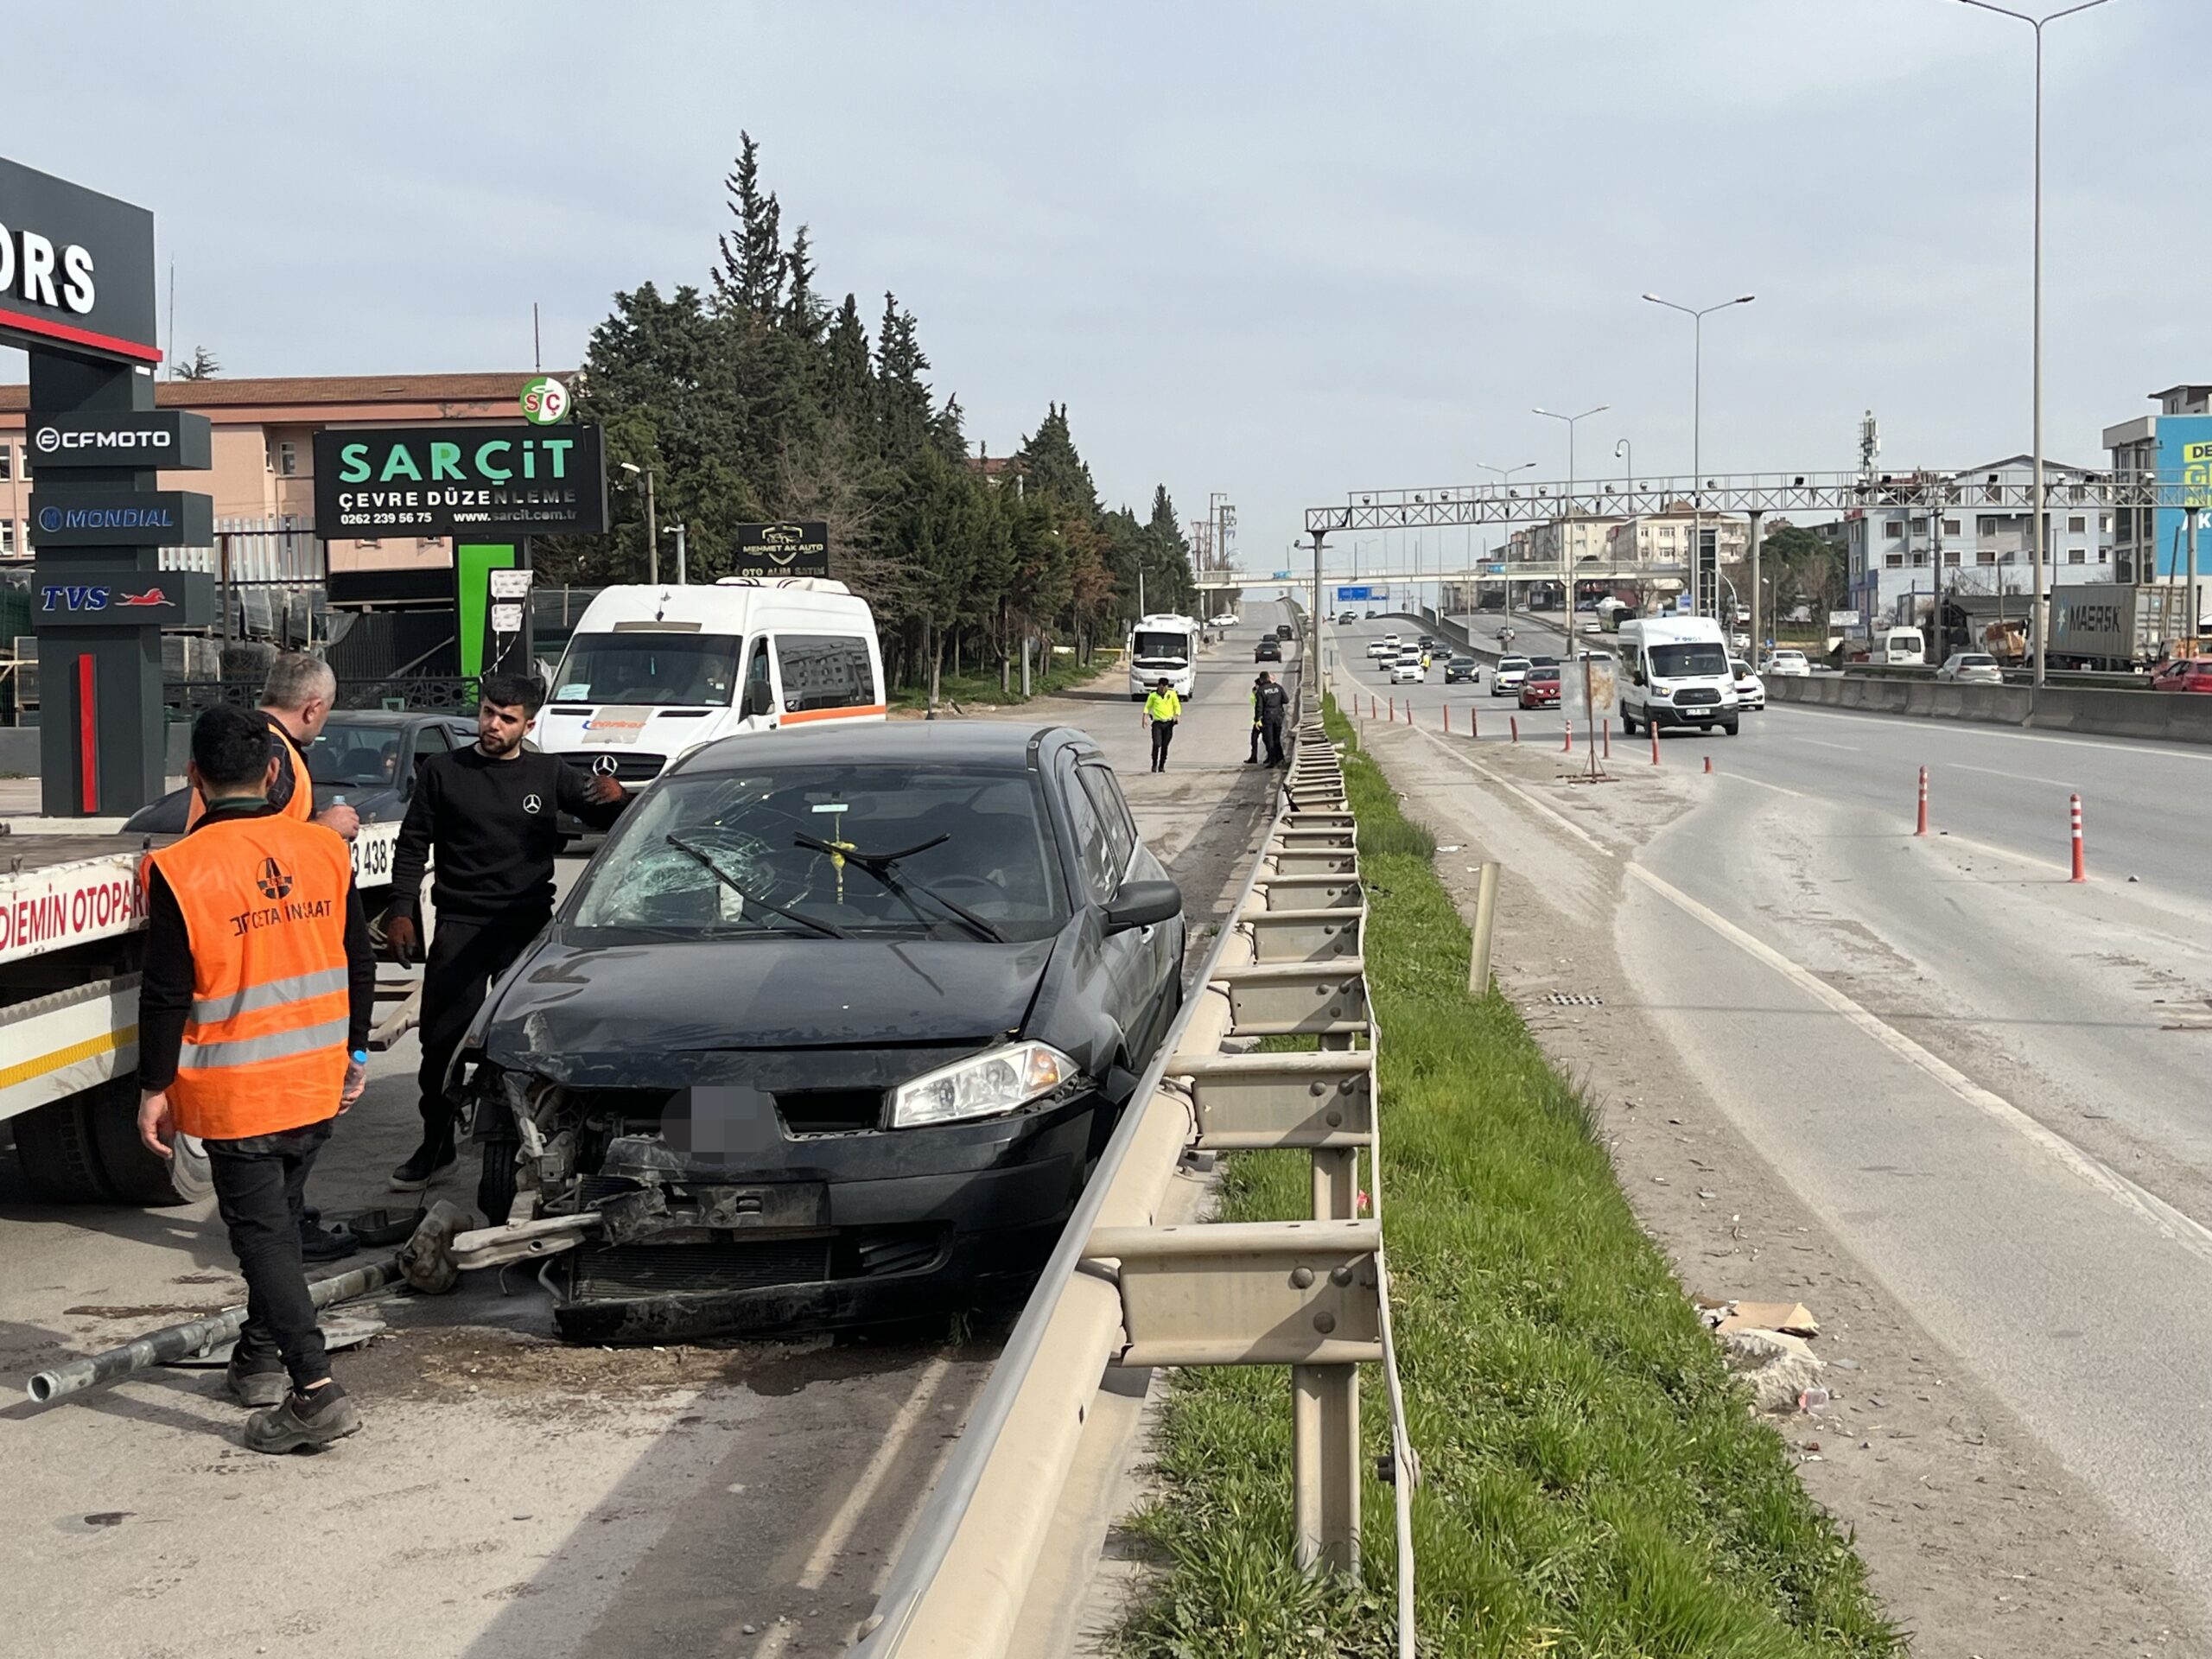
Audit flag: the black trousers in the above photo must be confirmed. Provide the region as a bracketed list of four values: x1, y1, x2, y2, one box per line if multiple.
[1261, 718, 1287, 766]
[1149, 719, 1176, 772]
[416, 908, 550, 1145]
[207, 1120, 334, 1391]
[1248, 721, 1262, 762]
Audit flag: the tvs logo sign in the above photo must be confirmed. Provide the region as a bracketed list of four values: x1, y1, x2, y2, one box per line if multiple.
[39, 583, 169, 613]
[255, 858, 295, 900]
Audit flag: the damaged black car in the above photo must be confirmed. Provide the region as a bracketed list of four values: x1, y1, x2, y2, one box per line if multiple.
[450, 721, 1185, 1342]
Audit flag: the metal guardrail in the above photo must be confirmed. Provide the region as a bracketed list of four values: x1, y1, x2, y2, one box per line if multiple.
[853, 687, 1414, 1657]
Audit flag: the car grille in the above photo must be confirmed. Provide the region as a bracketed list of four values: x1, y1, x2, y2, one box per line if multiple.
[563, 752, 667, 784]
[777, 1089, 883, 1135]
[844, 1224, 950, 1279]
[571, 1237, 831, 1299]
[1674, 688, 1720, 707]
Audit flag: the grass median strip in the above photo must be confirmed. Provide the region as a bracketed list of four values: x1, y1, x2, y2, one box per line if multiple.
[1122, 699, 1901, 1658]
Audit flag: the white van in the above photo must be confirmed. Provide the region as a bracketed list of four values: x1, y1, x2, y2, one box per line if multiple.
[1128, 613, 1202, 702]
[1617, 615, 1740, 736]
[537, 577, 885, 786]
[1872, 626, 1926, 665]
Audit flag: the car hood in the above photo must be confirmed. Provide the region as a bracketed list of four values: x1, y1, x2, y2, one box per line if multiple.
[479, 929, 1058, 1082]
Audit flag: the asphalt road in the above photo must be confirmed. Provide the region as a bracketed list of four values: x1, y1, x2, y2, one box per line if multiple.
[0, 612, 1287, 1659]
[1329, 608, 2212, 1618]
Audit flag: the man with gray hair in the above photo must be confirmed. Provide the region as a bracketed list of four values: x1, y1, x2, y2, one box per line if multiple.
[187, 652, 359, 844]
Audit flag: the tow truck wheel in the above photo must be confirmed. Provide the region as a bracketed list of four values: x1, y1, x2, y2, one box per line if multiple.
[88, 1074, 213, 1206]
[13, 1091, 114, 1203]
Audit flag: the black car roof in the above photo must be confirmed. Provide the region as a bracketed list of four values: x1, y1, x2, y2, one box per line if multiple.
[676, 719, 1068, 776]
[323, 709, 461, 728]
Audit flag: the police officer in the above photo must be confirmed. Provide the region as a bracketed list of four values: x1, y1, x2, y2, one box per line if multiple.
[384, 675, 631, 1194]
[1142, 677, 1181, 773]
[1255, 671, 1290, 766]
[188, 652, 360, 844]
[1246, 672, 1268, 764]
[137, 707, 376, 1452]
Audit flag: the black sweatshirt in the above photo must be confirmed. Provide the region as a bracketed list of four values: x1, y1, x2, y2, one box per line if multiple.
[139, 798, 376, 1092]
[388, 746, 629, 923]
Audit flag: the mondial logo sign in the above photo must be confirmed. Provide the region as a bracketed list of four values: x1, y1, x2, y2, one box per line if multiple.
[519, 375, 569, 425]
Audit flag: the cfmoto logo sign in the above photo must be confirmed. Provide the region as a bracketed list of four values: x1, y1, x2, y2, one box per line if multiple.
[33, 425, 172, 454]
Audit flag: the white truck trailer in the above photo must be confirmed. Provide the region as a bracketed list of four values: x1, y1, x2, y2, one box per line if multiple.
[0, 817, 405, 1205]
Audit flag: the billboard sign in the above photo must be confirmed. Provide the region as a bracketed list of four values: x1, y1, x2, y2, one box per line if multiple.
[312, 424, 607, 537]
[0, 157, 160, 365]
[30, 489, 213, 548]
[731, 520, 830, 579]
[1827, 609, 1861, 627]
[29, 410, 212, 470]
[1335, 584, 1372, 601]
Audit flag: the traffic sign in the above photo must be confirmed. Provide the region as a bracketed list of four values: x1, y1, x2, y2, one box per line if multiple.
[1335, 585, 1372, 601]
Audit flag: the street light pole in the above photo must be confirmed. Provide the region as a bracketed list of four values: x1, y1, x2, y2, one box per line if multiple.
[1955, 0, 2113, 689]
[1477, 461, 1536, 623]
[1533, 407, 1608, 622]
[1642, 292, 1754, 616]
[619, 461, 658, 584]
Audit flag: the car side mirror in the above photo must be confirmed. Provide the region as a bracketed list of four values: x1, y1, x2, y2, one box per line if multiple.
[1103, 878, 1182, 935]
[741, 681, 773, 719]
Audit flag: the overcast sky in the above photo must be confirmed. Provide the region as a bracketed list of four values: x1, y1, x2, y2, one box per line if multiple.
[8, 0, 2200, 577]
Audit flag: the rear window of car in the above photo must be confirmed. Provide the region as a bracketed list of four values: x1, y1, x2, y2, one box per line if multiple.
[1960, 654, 1994, 666]
[569, 764, 1067, 941]
[1499, 658, 1529, 671]
[1529, 667, 1560, 682]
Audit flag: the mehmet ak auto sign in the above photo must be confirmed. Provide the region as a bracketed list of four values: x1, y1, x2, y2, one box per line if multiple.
[0, 157, 160, 364]
[312, 424, 607, 537]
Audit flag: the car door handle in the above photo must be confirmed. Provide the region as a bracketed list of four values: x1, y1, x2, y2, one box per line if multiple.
[1139, 925, 1156, 942]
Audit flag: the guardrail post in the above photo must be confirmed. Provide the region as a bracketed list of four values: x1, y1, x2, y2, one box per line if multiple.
[1313, 1145, 1359, 1222]
[1468, 860, 1501, 997]
[1292, 1363, 1361, 1573]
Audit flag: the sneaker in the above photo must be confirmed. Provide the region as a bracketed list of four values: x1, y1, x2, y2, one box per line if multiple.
[299, 1217, 359, 1262]
[245, 1381, 361, 1453]
[224, 1353, 286, 1408]
[390, 1138, 456, 1192]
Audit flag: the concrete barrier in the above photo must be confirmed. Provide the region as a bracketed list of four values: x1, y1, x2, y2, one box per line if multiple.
[1767, 673, 2212, 746]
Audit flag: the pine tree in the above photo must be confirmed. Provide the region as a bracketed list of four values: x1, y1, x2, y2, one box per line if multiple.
[781, 226, 823, 340]
[875, 291, 934, 457]
[1020, 404, 1099, 518]
[714, 131, 785, 316]
[823, 293, 872, 425]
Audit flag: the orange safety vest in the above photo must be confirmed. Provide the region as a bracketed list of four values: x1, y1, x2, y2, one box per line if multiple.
[141, 815, 354, 1140]
[186, 718, 315, 830]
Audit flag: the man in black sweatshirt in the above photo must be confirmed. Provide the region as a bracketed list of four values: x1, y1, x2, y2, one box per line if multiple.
[384, 674, 631, 1189]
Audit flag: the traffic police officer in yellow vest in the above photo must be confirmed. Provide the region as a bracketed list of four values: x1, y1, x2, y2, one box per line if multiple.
[1143, 677, 1181, 772]
[137, 707, 378, 1453]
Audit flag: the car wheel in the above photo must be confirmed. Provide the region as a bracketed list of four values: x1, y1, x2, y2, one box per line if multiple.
[478, 1132, 521, 1226]
[1622, 710, 1635, 734]
[12, 1090, 116, 1202]
[89, 1074, 213, 1205]
[1723, 719, 1739, 736]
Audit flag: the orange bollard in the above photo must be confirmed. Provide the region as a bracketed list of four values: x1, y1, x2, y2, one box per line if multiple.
[1561, 720, 1573, 753]
[2070, 793, 2086, 882]
[1388, 697, 1395, 722]
[1649, 723, 1661, 766]
[1602, 721, 1611, 760]
[1510, 715, 1519, 744]
[1916, 766, 1929, 836]
[1443, 704, 1451, 734]
[1704, 754, 1713, 774]
[1470, 708, 1478, 740]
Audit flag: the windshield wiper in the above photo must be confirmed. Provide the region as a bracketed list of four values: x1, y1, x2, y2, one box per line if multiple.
[791, 832, 1007, 944]
[663, 834, 851, 939]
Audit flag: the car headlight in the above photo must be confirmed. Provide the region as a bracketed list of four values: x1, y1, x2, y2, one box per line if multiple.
[890, 1042, 1078, 1128]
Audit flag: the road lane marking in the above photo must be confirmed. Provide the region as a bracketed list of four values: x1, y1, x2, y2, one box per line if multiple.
[1799, 737, 1862, 752]
[1769, 700, 2212, 765]
[1948, 760, 2078, 790]
[1623, 860, 2212, 1267]
[795, 1355, 957, 1592]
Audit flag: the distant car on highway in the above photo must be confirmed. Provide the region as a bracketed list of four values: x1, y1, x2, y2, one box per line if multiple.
[1211, 612, 1238, 628]
[1390, 653, 1426, 684]
[1529, 654, 1559, 670]
[1729, 658, 1766, 712]
[1338, 611, 1357, 625]
[1382, 632, 1402, 651]
[454, 720, 1185, 1340]
[1764, 648, 1811, 677]
[1518, 665, 1562, 709]
[1936, 652, 2005, 685]
[1417, 635, 1437, 652]
[1443, 657, 1479, 684]
[1275, 623, 1294, 641]
[1255, 637, 1282, 663]
[2150, 657, 2212, 693]
[1492, 656, 1531, 696]
[1365, 639, 1394, 659]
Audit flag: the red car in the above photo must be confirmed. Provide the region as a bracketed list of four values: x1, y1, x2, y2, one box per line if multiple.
[2151, 658, 2212, 694]
[1518, 665, 1562, 708]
